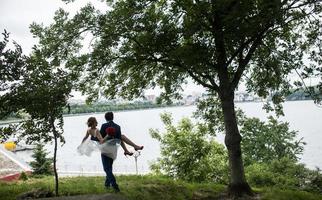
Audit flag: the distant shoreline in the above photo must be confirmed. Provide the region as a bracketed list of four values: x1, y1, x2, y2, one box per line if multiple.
[0, 100, 315, 125]
[0, 104, 189, 125]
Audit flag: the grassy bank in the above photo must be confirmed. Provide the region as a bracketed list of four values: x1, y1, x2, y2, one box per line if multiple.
[0, 175, 321, 200]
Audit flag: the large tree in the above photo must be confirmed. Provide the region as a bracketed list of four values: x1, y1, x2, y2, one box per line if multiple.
[31, 0, 322, 196]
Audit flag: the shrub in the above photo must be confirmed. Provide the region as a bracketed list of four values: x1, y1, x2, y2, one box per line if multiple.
[240, 116, 305, 166]
[246, 158, 322, 193]
[150, 113, 228, 183]
[304, 168, 322, 193]
[29, 143, 53, 175]
[19, 172, 28, 181]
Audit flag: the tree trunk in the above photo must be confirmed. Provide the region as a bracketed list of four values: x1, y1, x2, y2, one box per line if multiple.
[51, 119, 59, 196]
[53, 132, 59, 196]
[220, 94, 253, 197]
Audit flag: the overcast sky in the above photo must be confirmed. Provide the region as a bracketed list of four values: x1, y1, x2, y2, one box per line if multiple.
[0, 0, 108, 54]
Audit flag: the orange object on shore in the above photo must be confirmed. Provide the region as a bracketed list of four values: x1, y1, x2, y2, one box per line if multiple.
[0, 171, 32, 182]
[4, 141, 16, 151]
[0, 173, 21, 181]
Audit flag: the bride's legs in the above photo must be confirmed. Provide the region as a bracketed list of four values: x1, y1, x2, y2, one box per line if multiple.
[121, 134, 144, 151]
[121, 140, 133, 156]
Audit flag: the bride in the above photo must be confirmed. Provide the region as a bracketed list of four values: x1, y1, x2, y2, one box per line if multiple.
[77, 117, 120, 160]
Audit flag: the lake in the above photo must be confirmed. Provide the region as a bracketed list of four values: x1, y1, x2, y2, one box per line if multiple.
[14, 100, 322, 175]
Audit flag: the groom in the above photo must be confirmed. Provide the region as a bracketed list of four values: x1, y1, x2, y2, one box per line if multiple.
[97, 111, 121, 192]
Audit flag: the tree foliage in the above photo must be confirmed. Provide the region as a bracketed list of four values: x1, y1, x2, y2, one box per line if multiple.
[0, 47, 74, 143]
[30, 0, 322, 105]
[241, 116, 305, 166]
[0, 30, 26, 92]
[150, 113, 228, 183]
[0, 31, 27, 142]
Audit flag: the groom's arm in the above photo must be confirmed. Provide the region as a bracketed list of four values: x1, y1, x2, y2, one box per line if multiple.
[100, 124, 105, 137]
[116, 125, 122, 140]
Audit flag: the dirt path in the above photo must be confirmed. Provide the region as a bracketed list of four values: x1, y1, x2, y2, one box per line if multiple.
[37, 194, 129, 200]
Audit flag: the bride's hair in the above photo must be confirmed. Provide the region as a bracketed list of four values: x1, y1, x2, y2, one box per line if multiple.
[87, 117, 97, 127]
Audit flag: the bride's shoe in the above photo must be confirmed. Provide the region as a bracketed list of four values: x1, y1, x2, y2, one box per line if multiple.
[124, 151, 133, 156]
[134, 146, 144, 151]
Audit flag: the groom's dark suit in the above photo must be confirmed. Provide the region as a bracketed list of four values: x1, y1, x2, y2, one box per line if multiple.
[97, 120, 121, 192]
[100, 121, 122, 140]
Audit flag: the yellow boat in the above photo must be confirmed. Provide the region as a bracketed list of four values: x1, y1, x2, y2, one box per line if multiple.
[3, 141, 16, 151]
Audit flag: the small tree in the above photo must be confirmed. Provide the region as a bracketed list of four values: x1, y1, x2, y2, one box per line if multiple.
[14, 50, 74, 196]
[30, 143, 53, 175]
[0, 33, 76, 196]
[150, 113, 228, 183]
[240, 116, 305, 166]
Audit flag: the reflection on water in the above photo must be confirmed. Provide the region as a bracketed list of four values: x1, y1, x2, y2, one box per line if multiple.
[14, 101, 322, 175]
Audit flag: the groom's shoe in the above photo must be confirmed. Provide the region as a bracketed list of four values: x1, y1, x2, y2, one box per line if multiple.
[105, 185, 111, 190]
[113, 186, 120, 193]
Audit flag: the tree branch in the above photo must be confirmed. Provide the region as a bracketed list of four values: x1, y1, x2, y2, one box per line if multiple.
[230, 27, 271, 90]
[186, 68, 219, 91]
[129, 36, 220, 92]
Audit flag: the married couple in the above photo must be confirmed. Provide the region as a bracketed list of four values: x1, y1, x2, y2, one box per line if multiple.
[79, 111, 144, 192]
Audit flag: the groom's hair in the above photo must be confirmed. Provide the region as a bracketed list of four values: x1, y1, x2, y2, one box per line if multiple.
[105, 112, 114, 121]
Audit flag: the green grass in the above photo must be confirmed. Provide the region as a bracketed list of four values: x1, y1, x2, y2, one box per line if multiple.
[260, 188, 322, 200]
[0, 175, 321, 200]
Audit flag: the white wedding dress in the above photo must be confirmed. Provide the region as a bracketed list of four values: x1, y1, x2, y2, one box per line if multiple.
[77, 138, 121, 160]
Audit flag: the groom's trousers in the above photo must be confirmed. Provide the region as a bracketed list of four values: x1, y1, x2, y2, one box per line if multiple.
[101, 154, 118, 189]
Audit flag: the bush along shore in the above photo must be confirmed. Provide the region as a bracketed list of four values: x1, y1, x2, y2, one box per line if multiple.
[63, 102, 182, 115]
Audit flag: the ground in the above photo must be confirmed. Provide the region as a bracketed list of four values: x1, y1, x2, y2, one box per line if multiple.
[34, 193, 262, 200]
[37, 194, 128, 200]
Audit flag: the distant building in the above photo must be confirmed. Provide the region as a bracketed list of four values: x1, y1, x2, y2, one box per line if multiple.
[234, 92, 262, 102]
[145, 95, 156, 102]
